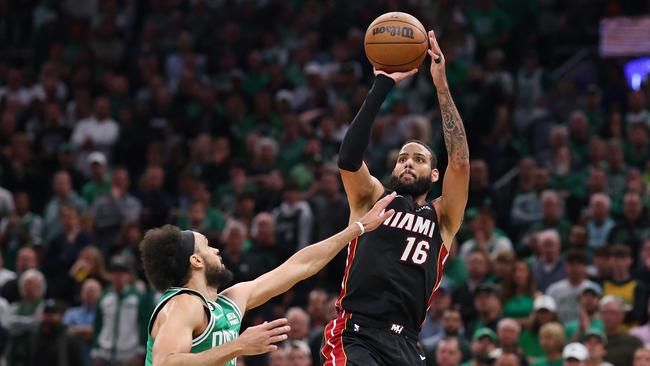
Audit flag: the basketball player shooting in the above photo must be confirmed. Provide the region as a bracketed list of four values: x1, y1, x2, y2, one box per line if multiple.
[321, 31, 469, 366]
[140, 193, 396, 366]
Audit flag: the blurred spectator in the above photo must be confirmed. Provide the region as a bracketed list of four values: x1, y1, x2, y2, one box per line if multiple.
[2, 247, 39, 303]
[249, 213, 288, 273]
[586, 194, 615, 249]
[286, 307, 309, 344]
[43, 171, 87, 243]
[422, 286, 453, 341]
[546, 250, 598, 323]
[286, 340, 311, 366]
[603, 245, 648, 327]
[64, 279, 102, 366]
[625, 91, 650, 128]
[81, 152, 110, 205]
[564, 283, 603, 342]
[561, 343, 588, 366]
[519, 296, 558, 359]
[460, 208, 513, 261]
[5, 269, 47, 366]
[495, 352, 521, 366]
[0, 253, 16, 289]
[27, 299, 83, 366]
[526, 191, 571, 248]
[0, 186, 14, 218]
[0, 191, 43, 270]
[306, 289, 327, 365]
[468, 160, 495, 210]
[496, 318, 526, 361]
[633, 348, 650, 366]
[501, 260, 536, 326]
[600, 295, 643, 366]
[268, 349, 289, 366]
[453, 251, 490, 327]
[535, 322, 565, 366]
[624, 124, 650, 169]
[71, 97, 119, 166]
[309, 169, 349, 242]
[69, 246, 110, 294]
[589, 247, 611, 285]
[608, 192, 649, 264]
[136, 165, 172, 230]
[220, 220, 263, 282]
[435, 337, 463, 366]
[422, 308, 471, 364]
[531, 230, 566, 292]
[91, 256, 149, 366]
[273, 183, 313, 252]
[582, 328, 613, 366]
[470, 283, 503, 335]
[466, 327, 498, 366]
[631, 297, 650, 348]
[91, 167, 141, 252]
[42, 205, 92, 302]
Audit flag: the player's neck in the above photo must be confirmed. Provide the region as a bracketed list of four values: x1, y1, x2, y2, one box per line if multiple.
[413, 194, 427, 206]
[184, 277, 218, 301]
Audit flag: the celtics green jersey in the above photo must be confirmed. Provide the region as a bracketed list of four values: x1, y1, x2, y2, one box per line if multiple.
[145, 287, 243, 366]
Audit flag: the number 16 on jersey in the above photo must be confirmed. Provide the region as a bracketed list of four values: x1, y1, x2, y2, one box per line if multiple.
[400, 237, 430, 265]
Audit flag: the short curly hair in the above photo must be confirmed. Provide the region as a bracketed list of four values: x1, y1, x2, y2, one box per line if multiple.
[140, 225, 193, 292]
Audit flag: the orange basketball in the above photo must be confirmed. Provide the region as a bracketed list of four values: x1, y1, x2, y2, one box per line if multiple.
[364, 12, 428, 73]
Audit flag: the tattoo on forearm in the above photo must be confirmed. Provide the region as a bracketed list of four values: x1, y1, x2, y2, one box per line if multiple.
[438, 89, 469, 165]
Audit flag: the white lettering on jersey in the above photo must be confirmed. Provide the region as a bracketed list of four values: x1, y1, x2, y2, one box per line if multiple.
[211, 330, 238, 347]
[383, 211, 436, 238]
[390, 324, 404, 334]
[396, 213, 414, 231]
[388, 212, 403, 227]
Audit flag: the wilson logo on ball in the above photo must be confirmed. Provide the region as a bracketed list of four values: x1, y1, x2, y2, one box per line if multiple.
[371, 26, 415, 39]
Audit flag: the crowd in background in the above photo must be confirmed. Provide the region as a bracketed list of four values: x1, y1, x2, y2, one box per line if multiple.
[1, 0, 650, 365]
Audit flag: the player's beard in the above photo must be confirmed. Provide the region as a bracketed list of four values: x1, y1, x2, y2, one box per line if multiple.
[205, 261, 233, 289]
[387, 173, 432, 197]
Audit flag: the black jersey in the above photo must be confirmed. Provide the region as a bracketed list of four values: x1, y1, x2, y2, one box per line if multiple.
[337, 190, 448, 333]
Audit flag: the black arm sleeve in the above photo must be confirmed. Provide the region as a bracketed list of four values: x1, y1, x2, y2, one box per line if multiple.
[337, 74, 395, 172]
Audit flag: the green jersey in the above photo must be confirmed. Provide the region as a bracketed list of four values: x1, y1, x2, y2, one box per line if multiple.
[145, 287, 243, 366]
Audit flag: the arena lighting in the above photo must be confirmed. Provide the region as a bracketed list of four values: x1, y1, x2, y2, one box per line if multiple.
[624, 58, 650, 91]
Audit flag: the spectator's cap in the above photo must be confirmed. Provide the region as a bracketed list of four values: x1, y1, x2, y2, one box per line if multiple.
[43, 299, 64, 314]
[275, 89, 294, 103]
[87, 151, 107, 166]
[534, 295, 557, 312]
[562, 342, 588, 361]
[475, 283, 499, 296]
[578, 282, 602, 297]
[108, 256, 131, 273]
[58, 142, 76, 153]
[583, 327, 607, 344]
[472, 327, 497, 342]
[600, 295, 631, 311]
[305, 62, 323, 76]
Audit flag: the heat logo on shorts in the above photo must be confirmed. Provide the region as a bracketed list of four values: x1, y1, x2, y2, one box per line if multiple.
[371, 26, 415, 39]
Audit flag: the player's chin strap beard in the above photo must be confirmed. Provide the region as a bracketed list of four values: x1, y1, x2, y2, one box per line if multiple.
[176, 230, 196, 286]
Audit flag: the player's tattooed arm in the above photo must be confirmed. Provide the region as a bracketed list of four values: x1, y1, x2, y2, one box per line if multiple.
[439, 88, 469, 166]
[427, 30, 469, 247]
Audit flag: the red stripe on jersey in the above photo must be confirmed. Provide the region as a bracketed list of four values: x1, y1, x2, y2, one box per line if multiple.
[336, 237, 359, 310]
[427, 244, 449, 309]
[322, 314, 350, 366]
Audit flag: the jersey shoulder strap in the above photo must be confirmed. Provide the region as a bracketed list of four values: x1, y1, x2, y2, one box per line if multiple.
[147, 287, 212, 336]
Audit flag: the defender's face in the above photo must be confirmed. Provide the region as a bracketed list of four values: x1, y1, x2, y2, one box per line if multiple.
[194, 233, 224, 270]
[392, 143, 438, 185]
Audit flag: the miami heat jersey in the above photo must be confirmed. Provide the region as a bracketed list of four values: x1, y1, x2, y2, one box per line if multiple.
[337, 190, 448, 332]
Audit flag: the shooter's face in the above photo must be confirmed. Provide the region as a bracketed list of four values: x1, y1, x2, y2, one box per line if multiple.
[389, 143, 438, 197]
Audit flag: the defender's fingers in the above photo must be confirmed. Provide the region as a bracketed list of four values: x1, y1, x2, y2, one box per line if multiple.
[264, 318, 289, 329]
[269, 325, 291, 336]
[378, 209, 396, 222]
[268, 334, 288, 344]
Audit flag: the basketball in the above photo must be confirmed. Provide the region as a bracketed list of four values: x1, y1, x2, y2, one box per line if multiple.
[364, 12, 428, 73]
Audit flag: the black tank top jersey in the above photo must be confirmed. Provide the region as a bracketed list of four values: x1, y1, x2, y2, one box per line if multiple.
[337, 190, 449, 333]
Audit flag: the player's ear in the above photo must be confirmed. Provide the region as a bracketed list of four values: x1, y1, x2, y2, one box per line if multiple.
[189, 253, 203, 269]
[431, 168, 439, 183]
